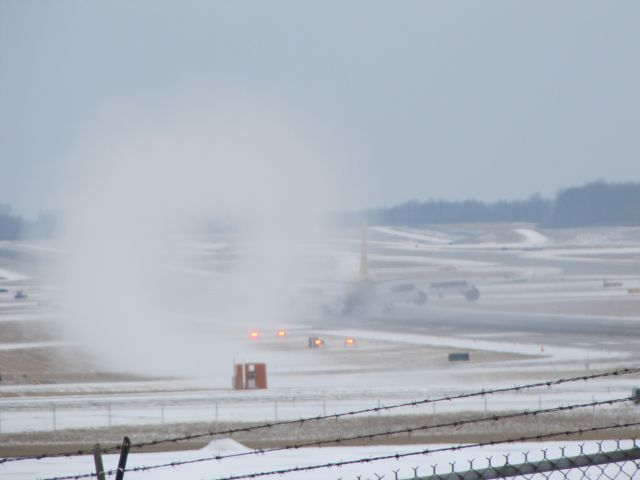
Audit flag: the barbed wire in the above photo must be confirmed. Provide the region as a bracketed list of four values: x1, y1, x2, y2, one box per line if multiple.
[1, 366, 638, 466]
[174, 421, 640, 480]
[34, 396, 637, 480]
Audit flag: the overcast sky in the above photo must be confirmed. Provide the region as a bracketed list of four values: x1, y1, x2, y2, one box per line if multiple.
[1, 1, 639, 216]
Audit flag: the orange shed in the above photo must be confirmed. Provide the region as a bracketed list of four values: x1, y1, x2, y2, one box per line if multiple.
[233, 363, 267, 390]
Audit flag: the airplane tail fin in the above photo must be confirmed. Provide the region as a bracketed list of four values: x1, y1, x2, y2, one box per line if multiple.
[359, 224, 369, 279]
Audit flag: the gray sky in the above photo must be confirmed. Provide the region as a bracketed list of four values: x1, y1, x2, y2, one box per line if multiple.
[1, 1, 639, 216]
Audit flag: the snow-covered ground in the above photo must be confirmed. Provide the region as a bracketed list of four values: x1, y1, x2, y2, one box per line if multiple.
[2, 225, 640, 475]
[0, 322, 635, 434]
[324, 329, 624, 363]
[0, 267, 29, 281]
[369, 226, 452, 244]
[3, 438, 638, 480]
[0, 384, 630, 434]
[513, 228, 550, 246]
[0, 341, 71, 351]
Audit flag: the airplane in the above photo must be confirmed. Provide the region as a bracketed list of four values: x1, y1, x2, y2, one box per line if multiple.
[292, 224, 480, 319]
[321, 225, 429, 316]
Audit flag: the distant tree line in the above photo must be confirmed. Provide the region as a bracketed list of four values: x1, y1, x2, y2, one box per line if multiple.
[363, 181, 640, 228]
[546, 181, 640, 227]
[0, 204, 24, 240]
[2, 181, 640, 239]
[0, 204, 57, 240]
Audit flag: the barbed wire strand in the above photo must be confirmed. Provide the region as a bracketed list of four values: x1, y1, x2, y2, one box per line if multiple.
[72, 397, 639, 474]
[2, 366, 638, 466]
[36, 396, 638, 480]
[198, 421, 640, 480]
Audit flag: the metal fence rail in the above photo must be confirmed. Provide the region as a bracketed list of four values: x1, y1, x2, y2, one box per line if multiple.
[409, 444, 640, 480]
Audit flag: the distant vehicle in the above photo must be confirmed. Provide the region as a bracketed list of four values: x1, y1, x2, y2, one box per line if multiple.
[308, 336, 324, 348]
[429, 281, 480, 302]
[448, 352, 470, 362]
[464, 286, 481, 301]
[14, 291, 28, 299]
[0, 288, 8, 293]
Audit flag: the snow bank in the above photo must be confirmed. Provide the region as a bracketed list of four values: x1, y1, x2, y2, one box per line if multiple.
[0, 267, 29, 281]
[370, 226, 451, 244]
[514, 228, 550, 246]
[0, 341, 73, 351]
[200, 438, 250, 452]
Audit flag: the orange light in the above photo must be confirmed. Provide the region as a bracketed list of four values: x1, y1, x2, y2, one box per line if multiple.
[277, 330, 287, 337]
[249, 331, 260, 339]
[344, 338, 355, 346]
[314, 338, 323, 346]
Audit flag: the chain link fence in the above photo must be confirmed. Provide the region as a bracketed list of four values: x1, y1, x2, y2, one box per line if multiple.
[403, 441, 640, 480]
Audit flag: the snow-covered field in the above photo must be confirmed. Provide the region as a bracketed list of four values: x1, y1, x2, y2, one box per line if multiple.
[4, 439, 639, 480]
[2, 224, 640, 478]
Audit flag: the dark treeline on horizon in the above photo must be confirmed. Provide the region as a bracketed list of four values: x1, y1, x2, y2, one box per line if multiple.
[0, 204, 57, 240]
[2, 181, 640, 240]
[364, 181, 640, 228]
[0, 204, 24, 240]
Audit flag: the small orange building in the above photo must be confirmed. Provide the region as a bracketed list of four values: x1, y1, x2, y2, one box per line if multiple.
[233, 363, 267, 390]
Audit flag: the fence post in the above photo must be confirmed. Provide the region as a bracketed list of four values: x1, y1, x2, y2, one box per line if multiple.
[538, 396, 542, 433]
[115, 436, 131, 480]
[94, 443, 106, 480]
